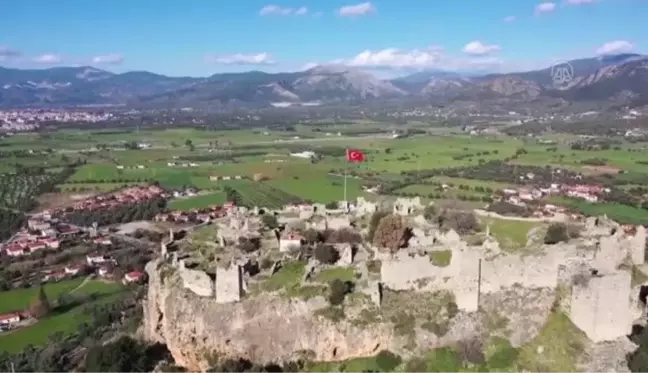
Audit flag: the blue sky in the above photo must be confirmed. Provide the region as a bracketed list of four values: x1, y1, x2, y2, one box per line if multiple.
[0, 0, 646, 77]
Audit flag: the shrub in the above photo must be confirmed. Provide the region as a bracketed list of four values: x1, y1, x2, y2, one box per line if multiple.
[375, 351, 402, 371]
[367, 211, 389, 242]
[325, 201, 339, 209]
[302, 228, 323, 244]
[488, 201, 526, 216]
[372, 214, 411, 251]
[261, 214, 279, 229]
[544, 223, 570, 244]
[328, 279, 353, 305]
[423, 204, 437, 221]
[405, 358, 427, 371]
[456, 338, 485, 366]
[314, 245, 340, 264]
[238, 237, 261, 253]
[327, 228, 362, 244]
[438, 210, 480, 235]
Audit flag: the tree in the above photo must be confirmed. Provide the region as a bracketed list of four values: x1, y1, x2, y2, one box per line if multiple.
[544, 223, 570, 244]
[372, 214, 411, 252]
[423, 204, 437, 221]
[28, 286, 51, 319]
[314, 245, 339, 264]
[84, 336, 154, 372]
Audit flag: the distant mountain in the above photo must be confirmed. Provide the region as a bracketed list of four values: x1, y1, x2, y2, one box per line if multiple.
[0, 54, 646, 109]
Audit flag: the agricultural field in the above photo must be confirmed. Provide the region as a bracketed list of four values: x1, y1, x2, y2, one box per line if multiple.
[222, 180, 303, 209]
[551, 196, 648, 225]
[5, 124, 648, 222]
[514, 142, 648, 174]
[168, 192, 228, 211]
[0, 278, 84, 314]
[0, 169, 73, 211]
[0, 279, 124, 352]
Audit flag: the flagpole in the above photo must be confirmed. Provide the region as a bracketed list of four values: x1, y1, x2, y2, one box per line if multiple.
[343, 163, 348, 202]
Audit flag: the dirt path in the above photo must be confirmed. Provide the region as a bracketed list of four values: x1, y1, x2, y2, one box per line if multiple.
[68, 275, 93, 294]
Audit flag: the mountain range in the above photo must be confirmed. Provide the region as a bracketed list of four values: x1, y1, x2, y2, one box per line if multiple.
[1, 53, 647, 109]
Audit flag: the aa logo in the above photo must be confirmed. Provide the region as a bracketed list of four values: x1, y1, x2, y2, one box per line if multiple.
[550, 61, 574, 89]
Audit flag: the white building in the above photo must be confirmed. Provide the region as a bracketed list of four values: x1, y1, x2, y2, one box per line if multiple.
[279, 232, 304, 252]
[290, 151, 316, 159]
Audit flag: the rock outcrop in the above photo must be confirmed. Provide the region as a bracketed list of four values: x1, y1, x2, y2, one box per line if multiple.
[143, 260, 395, 371]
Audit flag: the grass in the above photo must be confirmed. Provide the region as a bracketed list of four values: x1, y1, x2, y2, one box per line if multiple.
[313, 267, 356, 283]
[429, 250, 452, 267]
[0, 278, 85, 314]
[480, 217, 539, 252]
[168, 192, 227, 211]
[516, 311, 586, 372]
[262, 261, 305, 293]
[632, 266, 648, 287]
[0, 279, 124, 352]
[552, 196, 648, 225]
[268, 175, 365, 203]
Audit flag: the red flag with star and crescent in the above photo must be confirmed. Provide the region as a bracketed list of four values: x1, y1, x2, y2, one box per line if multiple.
[346, 148, 366, 163]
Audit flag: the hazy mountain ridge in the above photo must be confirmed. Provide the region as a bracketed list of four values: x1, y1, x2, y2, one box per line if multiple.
[0, 53, 646, 108]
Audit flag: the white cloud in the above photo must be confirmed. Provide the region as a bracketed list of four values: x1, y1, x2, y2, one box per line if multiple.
[33, 54, 62, 63]
[259, 5, 309, 16]
[206, 53, 275, 65]
[535, 2, 556, 13]
[260, 4, 293, 15]
[462, 41, 501, 56]
[91, 54, 124, 65]
[0, 46, 21, 59]
[301, 62, 319, 70]
[566, 0, 596, 4]
[595, 40, 634, 55]
[345, 47, 443, 68]
[503, 16, 517, 22]
[338, 2, 376, 17]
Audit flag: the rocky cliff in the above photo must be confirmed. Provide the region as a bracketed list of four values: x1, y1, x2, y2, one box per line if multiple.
[143, 259, 395, 371]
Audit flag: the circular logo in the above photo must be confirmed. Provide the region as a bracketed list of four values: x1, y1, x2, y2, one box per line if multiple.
[550, 61, 574, 89]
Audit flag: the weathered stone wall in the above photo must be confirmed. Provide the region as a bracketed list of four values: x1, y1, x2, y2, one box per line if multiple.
[215, 266, 243, 303]
[143, 260, 397, 372]
[570, 271, 633, 342]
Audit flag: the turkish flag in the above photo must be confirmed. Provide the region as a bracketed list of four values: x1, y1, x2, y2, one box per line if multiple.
[346, 148, 366, 163]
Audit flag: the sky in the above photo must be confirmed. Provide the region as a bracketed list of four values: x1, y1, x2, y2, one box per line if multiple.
[0, 0, 646, 77]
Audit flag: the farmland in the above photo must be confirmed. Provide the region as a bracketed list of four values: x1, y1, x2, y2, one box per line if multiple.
[0, 279, 124, 352]
[2, 123, 648, 220]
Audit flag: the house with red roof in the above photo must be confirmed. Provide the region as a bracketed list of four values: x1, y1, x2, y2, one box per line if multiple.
[65, 264, 84, 276]
[123, 271, 144, 284]
[0, 312, 22, 326]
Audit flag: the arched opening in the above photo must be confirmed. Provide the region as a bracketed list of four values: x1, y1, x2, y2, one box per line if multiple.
[332, 347, 338, 358]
